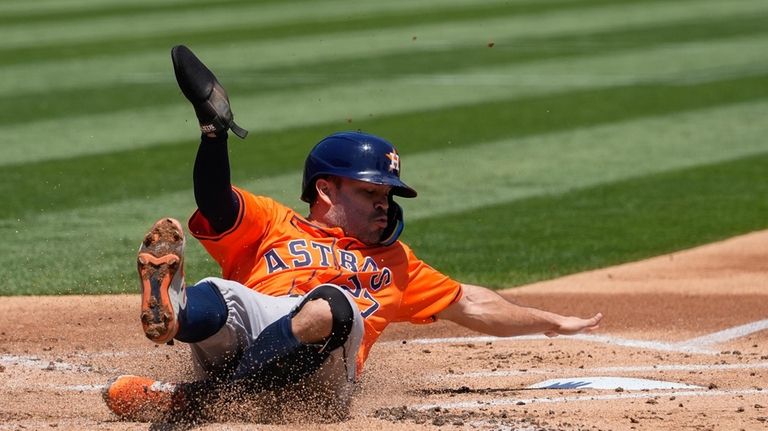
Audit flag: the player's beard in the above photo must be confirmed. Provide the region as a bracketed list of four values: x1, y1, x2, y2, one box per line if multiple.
[325, 207, 384, 246]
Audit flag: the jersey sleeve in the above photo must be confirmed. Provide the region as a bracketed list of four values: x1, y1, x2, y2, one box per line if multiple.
[187, 186, 280, 269]
[396, 244, 463, 324]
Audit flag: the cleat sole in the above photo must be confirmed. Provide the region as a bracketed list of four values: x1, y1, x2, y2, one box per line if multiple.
[137, 218, 185, 344]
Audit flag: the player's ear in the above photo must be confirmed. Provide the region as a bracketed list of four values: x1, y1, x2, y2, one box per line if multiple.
[314, 178, 334, 205]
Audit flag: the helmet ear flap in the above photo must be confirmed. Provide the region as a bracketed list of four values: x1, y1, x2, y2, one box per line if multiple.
[380, 196, 405, 246]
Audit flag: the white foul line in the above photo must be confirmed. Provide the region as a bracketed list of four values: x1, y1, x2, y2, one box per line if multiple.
[0, 354, 95, 373]
[413, 389, 765, 410]
[438, 361, 768, 379]
[384, 334, 716, 354]
[386, 318, 768, 354]
[569, 334, 715, 354]
[678, 319, 768, 348]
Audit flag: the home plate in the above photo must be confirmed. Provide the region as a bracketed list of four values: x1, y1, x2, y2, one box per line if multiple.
[528, 376, 704, 390]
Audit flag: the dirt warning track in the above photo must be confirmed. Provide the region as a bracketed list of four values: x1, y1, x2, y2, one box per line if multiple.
[1, 231, 767, 430]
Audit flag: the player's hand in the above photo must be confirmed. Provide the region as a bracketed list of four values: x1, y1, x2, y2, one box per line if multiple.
[544, 312, 603, 337]
[171, 45, 248, 139]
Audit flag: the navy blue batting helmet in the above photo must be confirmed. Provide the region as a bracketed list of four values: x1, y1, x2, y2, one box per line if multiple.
[301, 131, 417, 203]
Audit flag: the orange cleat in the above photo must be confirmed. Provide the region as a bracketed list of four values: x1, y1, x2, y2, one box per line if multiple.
[102, 375, 183, 422]
[137, 218, 187, 344]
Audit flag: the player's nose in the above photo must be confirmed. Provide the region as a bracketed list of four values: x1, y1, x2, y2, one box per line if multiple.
[374, 195, 389, 213]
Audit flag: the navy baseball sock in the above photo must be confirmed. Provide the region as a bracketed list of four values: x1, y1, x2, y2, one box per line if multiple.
[231, 314, 327, 390]
[232, 314, 299, 379]
[165, 315, 302, 419]
[175, 281, 228, 343]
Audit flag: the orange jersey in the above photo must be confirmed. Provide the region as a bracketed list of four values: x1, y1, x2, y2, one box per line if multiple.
[188, 187, 463, 371]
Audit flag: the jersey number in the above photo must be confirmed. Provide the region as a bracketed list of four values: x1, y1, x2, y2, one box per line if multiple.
[339, 274, 380, 318]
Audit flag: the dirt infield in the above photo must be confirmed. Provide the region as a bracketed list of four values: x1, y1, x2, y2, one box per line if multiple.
[1, 231, 767, 430]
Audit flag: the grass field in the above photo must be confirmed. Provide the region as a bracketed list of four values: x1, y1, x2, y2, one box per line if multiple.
[1, 0, 767, 295]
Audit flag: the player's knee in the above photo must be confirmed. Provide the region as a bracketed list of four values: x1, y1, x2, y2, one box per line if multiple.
[297, 297, 332, 322]
[291, 285, 354, 351]
[291, 298, 333, 343]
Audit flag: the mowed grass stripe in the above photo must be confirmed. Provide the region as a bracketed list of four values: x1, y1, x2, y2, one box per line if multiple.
[3, 70, 768, 220]
[3, 34, 767, 169]
[407, 153, 768, 288]
[3, 0, 764, 95]
[4, 12, 768, 127]
[0, 0, 292, 25]
[0, 0, 217, 14]
[3, 111, 767, 295]
[0, 0, 604, 51]
[1, 0, 538, 24]
[0, 0, 680, 63]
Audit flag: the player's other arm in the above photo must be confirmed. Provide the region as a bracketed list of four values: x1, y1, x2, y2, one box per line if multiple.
[171, 45, 245, 234]
[437, 284, 602, 338]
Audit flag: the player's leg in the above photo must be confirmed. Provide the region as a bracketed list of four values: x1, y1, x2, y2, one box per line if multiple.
[136, 217, 186, 344]
[229, 283, 361, 391]
[104, 218, 230, 422]
[284, 285, 364, 420]
[103, 281, 363, 422]
[138, 282, 360, 422]
[135, 217, 229, 345]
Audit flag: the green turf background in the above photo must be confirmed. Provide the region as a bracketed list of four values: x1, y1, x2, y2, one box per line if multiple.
[2, 0, 767, 295]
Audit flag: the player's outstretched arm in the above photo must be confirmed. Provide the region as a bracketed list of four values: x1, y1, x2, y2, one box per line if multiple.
[437, 284, 602, 338]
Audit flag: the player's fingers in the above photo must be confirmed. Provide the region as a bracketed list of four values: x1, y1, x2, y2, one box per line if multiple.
[580, 313, 603, 333]
[561, 315, 602, 335]
[588, 312, 603, 327]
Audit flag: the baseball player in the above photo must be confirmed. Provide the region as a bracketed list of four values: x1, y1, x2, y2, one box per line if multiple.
[102, 46, 603, 423]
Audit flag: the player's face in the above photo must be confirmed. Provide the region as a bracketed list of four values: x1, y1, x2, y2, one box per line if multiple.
[324, 177, 391, 245]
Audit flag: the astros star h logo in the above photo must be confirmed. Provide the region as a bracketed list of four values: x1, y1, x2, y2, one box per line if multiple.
[386, 151, 400, 173]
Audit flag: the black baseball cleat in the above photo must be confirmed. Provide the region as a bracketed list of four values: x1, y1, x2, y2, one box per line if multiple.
[171, 44, 248, 139]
